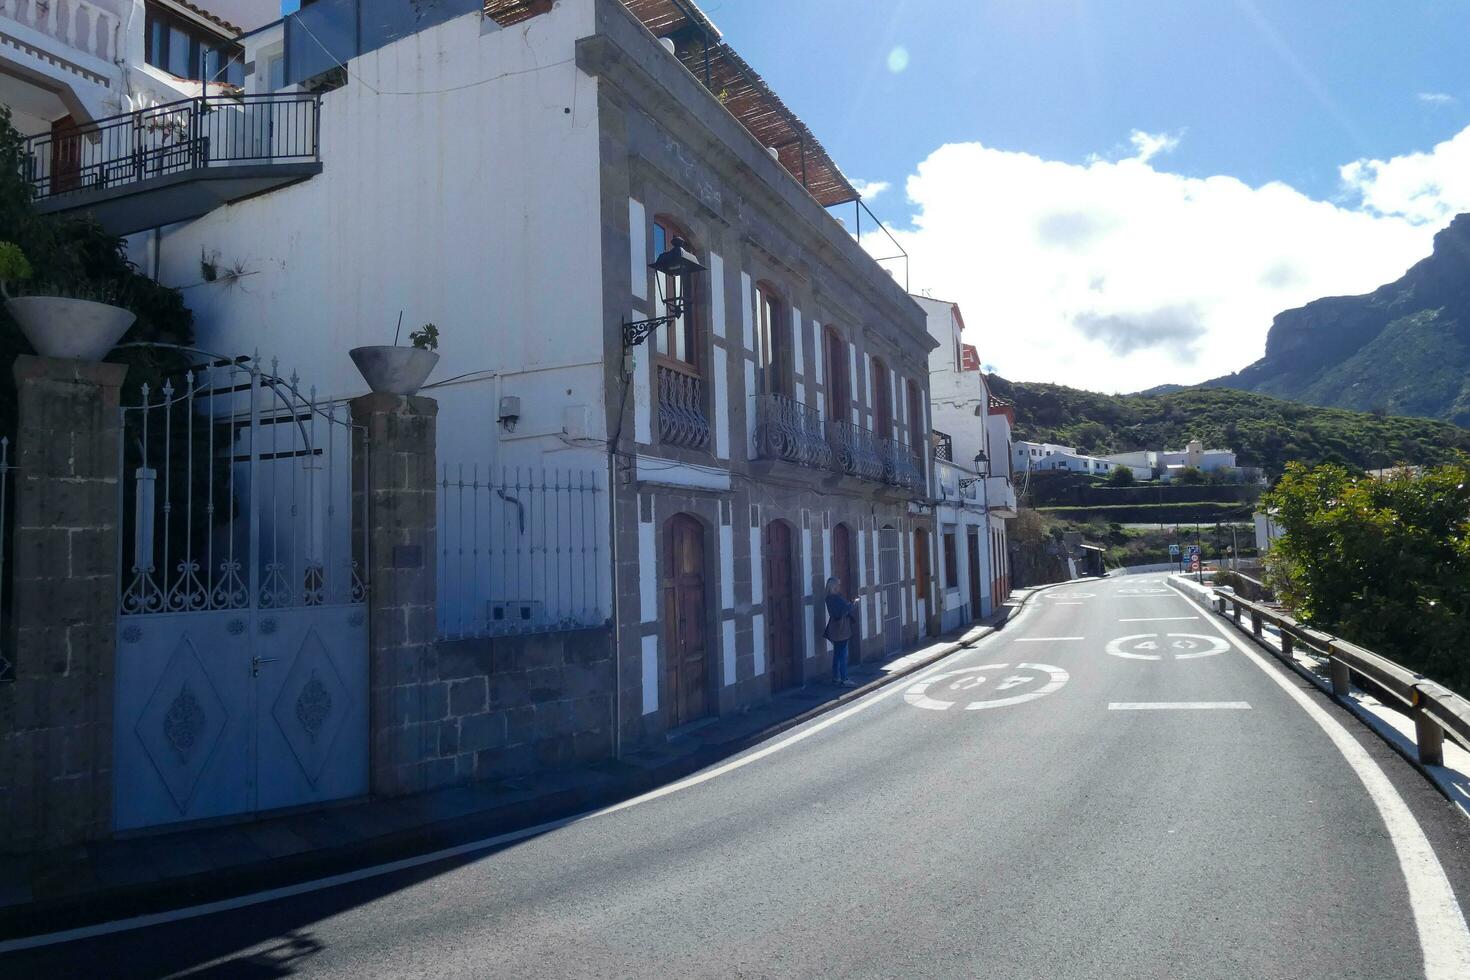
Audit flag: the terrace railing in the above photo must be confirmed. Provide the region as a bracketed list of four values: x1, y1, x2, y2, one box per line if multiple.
[21, 93, 321, 201]
[753, 391, 831, 469]
[825, 417, 886, 483]
[656, 362, 711, 450]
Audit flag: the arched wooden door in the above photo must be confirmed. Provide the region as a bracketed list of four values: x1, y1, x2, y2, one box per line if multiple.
[662, 514, 709, 727]
[764, 520, 798, 691]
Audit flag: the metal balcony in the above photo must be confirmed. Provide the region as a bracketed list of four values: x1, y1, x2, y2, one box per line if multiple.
[753, 391, 832, 469]
[656, 362, 711, 450]
[21, 94, 323, 235]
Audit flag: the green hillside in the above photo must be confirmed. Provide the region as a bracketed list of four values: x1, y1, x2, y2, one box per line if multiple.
[986, 377, 1470, 479]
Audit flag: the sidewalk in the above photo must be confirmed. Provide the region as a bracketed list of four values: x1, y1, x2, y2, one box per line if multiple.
[0, 596, 1031, 942]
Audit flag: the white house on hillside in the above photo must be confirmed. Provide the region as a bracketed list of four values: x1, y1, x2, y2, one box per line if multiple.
[915, 295, 1016, 624]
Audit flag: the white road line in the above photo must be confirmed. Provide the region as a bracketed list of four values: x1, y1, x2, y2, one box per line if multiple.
[1013, 636, 1084, 642]
[1108, 701, 1251, 710]
[1053, 602, 1085, 605]
[1168, 581, 1470, 979]
[1119, 616, 1198, 622]
[0, 626, 1003, 955]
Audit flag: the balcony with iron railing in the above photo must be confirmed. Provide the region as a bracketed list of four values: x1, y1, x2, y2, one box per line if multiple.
[933, 429, 953, 462]
[19, 93, 323, 235]
[752, 392, 924, 492]
[656, 361, 711, 451]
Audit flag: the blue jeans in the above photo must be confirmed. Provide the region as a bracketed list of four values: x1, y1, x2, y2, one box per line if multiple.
[831, 640, 850, 682]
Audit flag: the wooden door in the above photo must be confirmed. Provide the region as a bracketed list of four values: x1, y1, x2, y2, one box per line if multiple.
[662, 514, 709, 727]
[764, 521, 798, 691]
[50, 116, 82, 194]
[967, 529, 983, 621]
[831, 523, 857, 660]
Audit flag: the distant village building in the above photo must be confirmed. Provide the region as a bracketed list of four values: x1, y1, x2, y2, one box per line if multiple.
[1012, 442, 1147, 480]
[915, 297, 1017, 627]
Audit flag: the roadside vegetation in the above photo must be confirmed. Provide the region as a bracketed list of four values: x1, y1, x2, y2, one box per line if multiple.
[1263, 460, 1470, 693]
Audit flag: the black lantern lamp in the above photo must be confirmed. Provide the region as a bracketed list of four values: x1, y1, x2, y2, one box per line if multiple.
[623, 237, 708, 348]
[959, 450, 989, 490]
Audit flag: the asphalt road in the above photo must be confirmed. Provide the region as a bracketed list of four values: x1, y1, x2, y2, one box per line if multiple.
[8, 574, 1470, 978]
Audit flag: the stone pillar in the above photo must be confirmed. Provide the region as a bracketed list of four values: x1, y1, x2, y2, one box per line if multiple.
[0, 356, 127, 851]
[351, 393, 437, 797]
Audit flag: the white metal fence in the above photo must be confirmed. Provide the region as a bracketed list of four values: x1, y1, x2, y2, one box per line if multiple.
[437, 465, 606, 639]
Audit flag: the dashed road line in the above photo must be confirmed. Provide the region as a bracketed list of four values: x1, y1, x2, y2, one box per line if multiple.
[1014, 636, 1084, 642]
[1119, 616, 1198, 622]
[1108, 701, 1251, 710]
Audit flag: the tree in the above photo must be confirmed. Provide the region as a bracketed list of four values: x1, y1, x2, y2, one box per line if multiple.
[1263, 460, 1470, 693]
[1175, 466, 1206, 485]
[1105, 466, 1135, 486]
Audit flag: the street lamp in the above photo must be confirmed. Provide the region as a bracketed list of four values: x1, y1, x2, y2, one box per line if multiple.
[622, 237, 708, 348]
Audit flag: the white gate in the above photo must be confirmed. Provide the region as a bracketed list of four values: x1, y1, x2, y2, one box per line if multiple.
[113, 350, 368, 832]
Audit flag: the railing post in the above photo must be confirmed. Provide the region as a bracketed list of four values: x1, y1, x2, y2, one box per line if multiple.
[1231, 601, 1241, 626]
[1328, 650, 1351, 699]
[1280, 631, 1294, 659]
[1250, 610, 1262, 637]
[1412, 692, 1445, 767]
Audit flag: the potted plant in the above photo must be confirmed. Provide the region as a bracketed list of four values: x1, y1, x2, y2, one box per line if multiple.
[349, 318, 440, 396]
[0, 240, 137, 361]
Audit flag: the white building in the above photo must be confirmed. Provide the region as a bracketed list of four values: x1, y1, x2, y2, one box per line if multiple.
[1100, 440, 1238, 480]
[1012, 441, 1146, 480]
[916, 295, 1016, 624]
[10, 0, 943, 746]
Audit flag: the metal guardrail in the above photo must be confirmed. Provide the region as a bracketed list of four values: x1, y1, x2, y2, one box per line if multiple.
[1212, 589, 1470, 767]
[21, 93, 322, 201]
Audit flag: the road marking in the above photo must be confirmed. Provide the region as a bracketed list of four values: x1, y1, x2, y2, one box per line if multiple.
[1054, 602, 1085, 605]
[0, 622, 1009, 954]
[905, 663, 1070, 711]
[1109, 701, 1251, 710]
[1014, 636, 1084, 642]
[1168, 581, 1470, 979]
[1119, 616, 1198, 622]
[1105, 633, 1228, 661]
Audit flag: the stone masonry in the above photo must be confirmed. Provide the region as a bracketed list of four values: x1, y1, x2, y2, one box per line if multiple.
[0, 356, 127, 852]
[352, 393, 438, 797]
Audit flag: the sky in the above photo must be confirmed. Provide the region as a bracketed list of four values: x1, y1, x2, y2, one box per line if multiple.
[698, 0, 1470, 393]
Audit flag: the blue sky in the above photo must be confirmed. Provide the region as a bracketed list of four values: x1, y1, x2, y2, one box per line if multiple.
[698, 0, 1470, 390]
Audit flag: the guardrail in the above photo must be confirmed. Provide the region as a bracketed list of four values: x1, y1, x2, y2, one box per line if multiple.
[1211, 588, 1470, 767]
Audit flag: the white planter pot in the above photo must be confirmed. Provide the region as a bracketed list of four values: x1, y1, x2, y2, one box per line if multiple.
[5, 295, 136, 361]
[349, 346, 439, 397]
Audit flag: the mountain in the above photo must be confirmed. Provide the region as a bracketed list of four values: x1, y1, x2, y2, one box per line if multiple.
[1205, 213, 1470, 426]
[986, 376, 1470, 479]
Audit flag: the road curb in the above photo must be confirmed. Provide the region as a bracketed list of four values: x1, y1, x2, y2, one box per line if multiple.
[0, 588, 1052, 943]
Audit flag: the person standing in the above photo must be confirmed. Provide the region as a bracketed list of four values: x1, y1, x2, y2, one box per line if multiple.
[824, 577, 860, 687]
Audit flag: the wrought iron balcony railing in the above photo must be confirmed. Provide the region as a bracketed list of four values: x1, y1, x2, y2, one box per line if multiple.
[825, 417, 886, 483]
[21, 93, 321, 201]
[934, 430, 953, 462]
[753, 391, 832, 469]
[657, 362, 711, 450]
[881, 437, 925, 493]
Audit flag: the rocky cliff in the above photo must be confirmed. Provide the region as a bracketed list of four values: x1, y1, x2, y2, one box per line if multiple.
[1207, 213, 1470, 426]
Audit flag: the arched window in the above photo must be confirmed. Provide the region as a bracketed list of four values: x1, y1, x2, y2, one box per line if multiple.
[756, 282, 790, 396]
[652, 217, 701, 371]
[824, 325, 849, 419]
[871, 356, 892, 439]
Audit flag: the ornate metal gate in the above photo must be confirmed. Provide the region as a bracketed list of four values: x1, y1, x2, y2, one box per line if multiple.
[113, 350, 368, 831]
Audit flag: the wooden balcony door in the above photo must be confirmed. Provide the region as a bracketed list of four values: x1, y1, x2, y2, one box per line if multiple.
[662, 514, 709, 727]
[764, 520, 798, 692]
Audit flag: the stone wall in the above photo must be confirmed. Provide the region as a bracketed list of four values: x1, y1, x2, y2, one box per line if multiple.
[419, 628, 615, 786]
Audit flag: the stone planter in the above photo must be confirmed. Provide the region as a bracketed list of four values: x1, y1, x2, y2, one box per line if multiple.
[5, 295, 136, 361]
[349, 345, 439, 396]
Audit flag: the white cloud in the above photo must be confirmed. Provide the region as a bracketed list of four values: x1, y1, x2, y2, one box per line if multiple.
[1128, 129, 1181, 163]
[850, 178, 891, 201]
[1340, 125, 1470, 225]
[869, 130, 1465, 393]
[1418, 92, 1456, 106]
